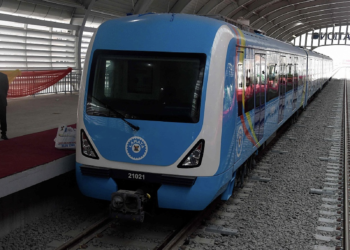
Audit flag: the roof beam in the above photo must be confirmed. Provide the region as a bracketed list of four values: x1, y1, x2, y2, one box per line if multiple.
[231, 0, 278, 20]
[76, 0, 95, 70]
[285, 23, 350, 41]
[13, 0, 74, 11]
[219, 2, 238, 16]
[170, 0, 192, 13]
[197, 0, 223, 15]
[218, 0, 252, 17]
[0, 12, 95, 32]
[273, 14, 350, 39]
[252, 0, 350, 31]
[133, 0, 154, 14]
[281, 19, 350, 41]
[262, 4, 350, 33]
[269, 10, 350, 37]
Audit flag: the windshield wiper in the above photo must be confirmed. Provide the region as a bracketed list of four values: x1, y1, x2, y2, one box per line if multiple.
[91, 96, 140, 131]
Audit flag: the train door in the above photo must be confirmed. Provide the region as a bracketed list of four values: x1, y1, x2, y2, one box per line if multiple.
[292, 57, 298, 110]
[278, 55, 286, 123]
[253, 53, 266, 142]
[308, 58, 312, 97]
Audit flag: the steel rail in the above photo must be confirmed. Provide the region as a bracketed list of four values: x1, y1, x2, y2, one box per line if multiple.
[344, 72, 349, 250]
[55, 216, 111, 250]
[158, 197, 222, 250]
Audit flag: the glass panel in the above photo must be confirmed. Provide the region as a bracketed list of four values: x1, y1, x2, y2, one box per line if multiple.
[0, 28, 26, 36]
[27, 24, 50, 31]
[286, 56, 293, 92]
[300, 34, 306, 47]
[266, 51, 278, 102]
[326, 27, 333, 45]
[87, 50, 206, 123]
[295, 36, 300, 46]
[340, 25, 347, 45]
[267, 61, 278, 102]
[255, 54, 261, 108]
[0, 21, 25, 28]
[244, 49, 254, 113]
[312, 29, 319, 47]
[260, 54, 266, 105]
[27, 38, 51, 45]
[306, 33, 312, 46]
[27, 31, 51, 39]
[237, 51, 244, 116]
[320, 27, 327, 46]
[0, 50, 25, 56]
[0, 36, 25, 43]
[52, 28, 71, 33]
[0, 62, 26, 67]
[0, 56, 25, 61]
[294, 57, 298, 90]
[279, 56, 286, 96]
[0, 42, 25, 49]
[334, 26, 340, 44]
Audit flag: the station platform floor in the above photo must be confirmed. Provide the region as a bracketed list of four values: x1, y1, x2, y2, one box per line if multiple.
[0, 93, 78, 198]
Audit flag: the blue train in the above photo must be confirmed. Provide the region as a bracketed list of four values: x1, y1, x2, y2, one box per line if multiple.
[76, 13, 333, 221]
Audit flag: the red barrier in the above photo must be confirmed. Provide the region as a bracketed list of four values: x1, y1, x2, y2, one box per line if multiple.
[5, 68, 72, 98]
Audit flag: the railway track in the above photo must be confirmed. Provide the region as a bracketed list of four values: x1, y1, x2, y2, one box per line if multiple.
[340, 71, 350, 250]
[53, 75, 347, 250]
[54, 201, 224, 250]
[53, 113, 315, 250]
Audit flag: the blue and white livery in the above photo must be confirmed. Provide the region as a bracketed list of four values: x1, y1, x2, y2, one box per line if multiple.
[76, 13, 332, 220]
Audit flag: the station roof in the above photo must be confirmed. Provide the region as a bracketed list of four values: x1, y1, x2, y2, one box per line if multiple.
[0, 0, 349, 42]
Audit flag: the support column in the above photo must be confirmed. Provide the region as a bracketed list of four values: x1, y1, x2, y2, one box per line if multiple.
[76, 0, 95, 71]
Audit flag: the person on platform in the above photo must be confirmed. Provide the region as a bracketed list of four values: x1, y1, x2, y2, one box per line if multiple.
[0, 72, 9, 140]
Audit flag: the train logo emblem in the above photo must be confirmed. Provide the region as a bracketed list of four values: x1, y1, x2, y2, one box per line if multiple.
[236, 125, 243, 157]
[126, 136, 148, 160]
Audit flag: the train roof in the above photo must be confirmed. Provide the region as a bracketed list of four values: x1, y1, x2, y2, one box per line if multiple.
[95, 13, 331, 61]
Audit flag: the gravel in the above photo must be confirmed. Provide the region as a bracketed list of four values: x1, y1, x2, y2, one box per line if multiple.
[187, 73, 345, 250]
[0, 186, 108, 250]
[0, 72, 345, 250]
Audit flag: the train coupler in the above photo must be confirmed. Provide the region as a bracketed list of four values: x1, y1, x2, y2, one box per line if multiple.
[109, 189, 150, 223]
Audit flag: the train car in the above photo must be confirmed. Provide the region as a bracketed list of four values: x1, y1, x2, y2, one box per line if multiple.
[76, 13, 333, 221]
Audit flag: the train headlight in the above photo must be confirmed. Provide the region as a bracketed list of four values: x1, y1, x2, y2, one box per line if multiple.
[178, 139, 205, 168]
[81, 129, 99, 159]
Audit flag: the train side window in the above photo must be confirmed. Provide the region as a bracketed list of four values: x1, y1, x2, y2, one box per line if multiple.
[244, 55, 254, 113]
[286, 57, 293, 92]
[237, 56, 244, 116]
[294, 57, 298, 90]
[267, 63, 278, 101]
[237, 48, 254, 116]
[254, 54, 261, 108]
[279, 56, 286, 96]
[301, 57, 306, 86]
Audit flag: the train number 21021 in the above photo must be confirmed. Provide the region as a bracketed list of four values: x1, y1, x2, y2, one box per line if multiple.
[128, 173, 145, 180]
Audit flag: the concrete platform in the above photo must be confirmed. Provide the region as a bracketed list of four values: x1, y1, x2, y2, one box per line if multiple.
[6, 93, 78, 139]
[0, 93, 78, 198]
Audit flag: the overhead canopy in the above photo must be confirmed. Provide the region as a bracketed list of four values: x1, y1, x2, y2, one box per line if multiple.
[1, 0, 349, 42]
[0, 0, 350, 41]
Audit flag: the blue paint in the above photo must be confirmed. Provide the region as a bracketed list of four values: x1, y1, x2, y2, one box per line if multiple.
[76, 163, 117, 201]
[76, 14, 332, 211]
[221, 171, 236, 200]
[216, 38, 237, 175]
[83, 14, 223, 166]
[157, 167, 233, 210]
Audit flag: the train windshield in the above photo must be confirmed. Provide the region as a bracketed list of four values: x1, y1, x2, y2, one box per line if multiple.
[86, 50, 206, 123]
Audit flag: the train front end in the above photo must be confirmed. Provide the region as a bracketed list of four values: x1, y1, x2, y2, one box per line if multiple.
[76, 14, 237, 219]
